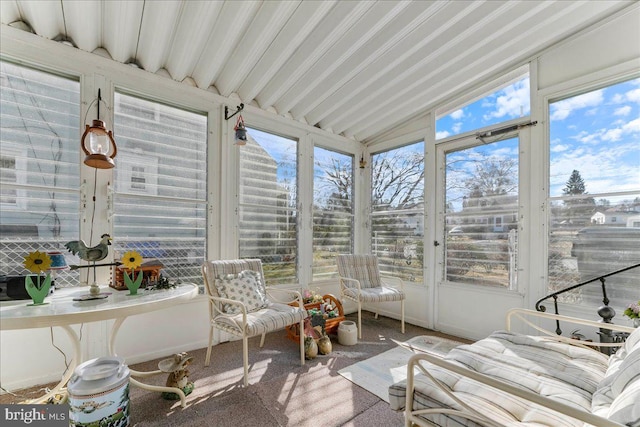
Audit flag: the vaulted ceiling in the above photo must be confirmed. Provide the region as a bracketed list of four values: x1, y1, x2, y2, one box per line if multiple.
[0, 1, 632, 143]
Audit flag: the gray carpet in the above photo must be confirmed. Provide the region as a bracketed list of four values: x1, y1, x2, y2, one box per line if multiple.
[2, 313, 468, 426]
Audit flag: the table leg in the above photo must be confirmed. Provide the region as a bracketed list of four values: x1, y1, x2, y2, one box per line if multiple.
[26, 325, 81, 404]
[109, 316, 188, 407]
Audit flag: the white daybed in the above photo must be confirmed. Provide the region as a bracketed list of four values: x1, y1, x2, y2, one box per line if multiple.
[389, 309, 640, 427]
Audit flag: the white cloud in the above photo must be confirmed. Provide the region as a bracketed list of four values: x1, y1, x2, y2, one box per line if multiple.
[551, 144, 569, 153]
[452, 122, 462, 133]
[625, 88, 640, 103]
[550, 90, 604, 121]
[602, 128, 623, 142]
[450, 109, 464, 120]
[483, 78, 530, 120]
[622, 117, 640, 133]
[436, 130, 450, 139]
[613, 106, 631, 116]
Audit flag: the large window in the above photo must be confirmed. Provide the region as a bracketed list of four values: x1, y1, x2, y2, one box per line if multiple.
[444, 137, 520, 288]
[239, 128, 298, 285]
[113, 93, 207, 285]
[548, 78, 640, 304]
[370, 142, 424, 283]
[0, 61, 80, 287]
[312, 147, 354, 280]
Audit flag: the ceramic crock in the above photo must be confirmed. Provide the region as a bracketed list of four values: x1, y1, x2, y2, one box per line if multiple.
[68, 357, 131, 427]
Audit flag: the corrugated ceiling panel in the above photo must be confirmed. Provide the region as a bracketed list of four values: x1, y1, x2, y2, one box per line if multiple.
[308, 0, 473, 130]
[164, 1, 223, 82]
[0, 1, 22, 26]
[102, 1, 143, 62]
[237, 0, 336, 103]
[135, 0, 182, 73]
[274, 1, 411, 116]
[16, 0, 64, 39]
[215, 1, 300, 97]
[1, 0, 633, 142]
[191, 1, 261, 91]
[62, 0, 101, 52]
[254, 1, 374, 110]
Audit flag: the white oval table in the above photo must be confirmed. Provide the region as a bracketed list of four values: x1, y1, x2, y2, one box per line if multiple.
[0, 283, 199, 407]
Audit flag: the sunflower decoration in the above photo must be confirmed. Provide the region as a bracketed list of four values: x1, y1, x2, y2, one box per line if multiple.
[24, 250, 52, 275]
[121, 250, 143, 295]
[23, 250, 53, 305]
[121, 251, 143, 270]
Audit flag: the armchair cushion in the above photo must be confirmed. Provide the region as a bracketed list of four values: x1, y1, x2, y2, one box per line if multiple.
[214, 302, 308, 336]
[337, 254, 382, 288]
[216, 269, 268, 314]
[343, 285, 405, 302]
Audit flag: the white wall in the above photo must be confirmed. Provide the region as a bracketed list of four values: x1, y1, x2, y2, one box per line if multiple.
[1, 5, 639, 391]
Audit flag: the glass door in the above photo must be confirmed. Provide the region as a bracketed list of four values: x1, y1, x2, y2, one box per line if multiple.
[434, 134, 524, 338]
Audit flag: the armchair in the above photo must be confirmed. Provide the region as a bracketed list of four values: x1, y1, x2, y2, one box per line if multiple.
[201, 259, 307, 386]
[337, 254, 405, 339]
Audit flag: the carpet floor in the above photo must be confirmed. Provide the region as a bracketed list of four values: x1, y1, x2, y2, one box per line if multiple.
[1, 312, 470, 427]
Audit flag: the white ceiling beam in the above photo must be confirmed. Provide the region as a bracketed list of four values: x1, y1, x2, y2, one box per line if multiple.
[135, 0, 182, 73]
[255, 1, 374, 110]
[215, 1, 301, 97]
[191, 1, 261, 91]
[238, 0, 336, 104]
[274, 1, 412, 117]
[102, 1, 144, 63]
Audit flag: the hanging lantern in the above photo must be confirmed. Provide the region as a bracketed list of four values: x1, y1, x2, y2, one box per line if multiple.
[81, 89, 117, 169]
[81, 119, 117, 168]
[234, 115, 247, 145]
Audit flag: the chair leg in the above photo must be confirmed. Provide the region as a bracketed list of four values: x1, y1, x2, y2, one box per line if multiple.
[358, 301, 362, 339]
[205, 323, 214, 366]
[401, 299, 405, 334]
[299, 318, 305, 366]
[259, 333, 266, 348]
[243, 335, 249, 387]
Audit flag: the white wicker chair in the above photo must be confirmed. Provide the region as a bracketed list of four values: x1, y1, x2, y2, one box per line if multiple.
[337, 254, 405, 339]
[201, 259, 307, 386]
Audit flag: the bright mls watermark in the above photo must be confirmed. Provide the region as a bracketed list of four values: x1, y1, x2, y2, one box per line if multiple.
[1, 404, 68, 426]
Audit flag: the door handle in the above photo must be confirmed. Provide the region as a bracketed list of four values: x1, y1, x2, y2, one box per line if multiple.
[434, 241, 440, 247]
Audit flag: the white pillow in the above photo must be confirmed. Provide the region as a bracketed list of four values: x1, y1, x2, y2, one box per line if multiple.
[216, 270, 268, 314]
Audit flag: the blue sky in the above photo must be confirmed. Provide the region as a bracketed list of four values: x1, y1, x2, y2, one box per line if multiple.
[549, 78, 640, 199]
[437, 76, 639, 203]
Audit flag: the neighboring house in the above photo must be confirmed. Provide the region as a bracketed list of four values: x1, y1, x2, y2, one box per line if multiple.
[590, 208, 640, 226]
[455, 194, 518, 234]
[627, 215, 640, 228]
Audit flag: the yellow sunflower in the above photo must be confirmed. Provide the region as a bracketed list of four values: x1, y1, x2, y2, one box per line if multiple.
[121, 251, 143, 270]
[23, 251, 52, 274]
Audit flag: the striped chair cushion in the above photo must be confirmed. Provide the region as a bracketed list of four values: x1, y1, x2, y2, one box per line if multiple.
[337, 254, 382, 289]
[592, 327, 640, 424]
[343, 285, 405, 303]
[214, 302, 307, 337]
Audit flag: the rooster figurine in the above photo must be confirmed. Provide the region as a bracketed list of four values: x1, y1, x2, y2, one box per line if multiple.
[65, 234, 112, 294]
[64, 234, 112, 262]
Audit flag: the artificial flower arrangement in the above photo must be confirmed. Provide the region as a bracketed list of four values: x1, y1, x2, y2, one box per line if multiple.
[623, 300, 640, 320]
[121, 250, 143, 295]
[23, 250, 53, 305]
[302, 288, 323, 304]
